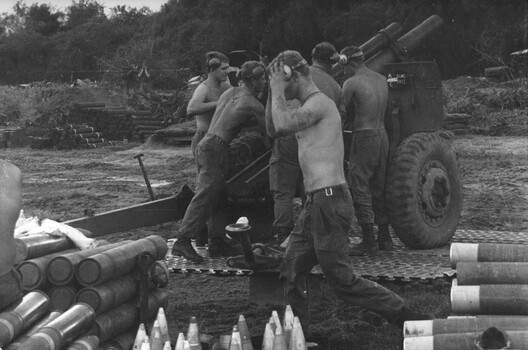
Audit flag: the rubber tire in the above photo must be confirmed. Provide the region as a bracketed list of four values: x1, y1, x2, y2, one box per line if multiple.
[386, 132, 462, 249]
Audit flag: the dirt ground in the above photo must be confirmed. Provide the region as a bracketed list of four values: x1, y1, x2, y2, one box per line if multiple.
[2, 132, 527, 349]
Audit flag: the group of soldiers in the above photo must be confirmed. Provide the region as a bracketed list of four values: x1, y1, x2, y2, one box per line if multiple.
[170, 44, 434, 331]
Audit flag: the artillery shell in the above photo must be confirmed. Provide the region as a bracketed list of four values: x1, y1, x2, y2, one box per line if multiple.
[15, 233, 74, 263]
[76, 235, 168, 287]
[0, 290, 50, 347]
[450, 243, 528, 269]
[17, 248, 78, 290]
[88, 289, 168, 343]
[19, 303, 95, 350]
[5, 311, 62, 350]
[457, 262, 528, 285]
[47, 240, 125, 286]
[100, 330, 136, 350]
[403, 330, 528, 350]
[65, 335, 100, 350]
[49, 283, 81, 311]
[451, 284, 528, 315]
[75, 274, 138, 314]
[404, 316, 528, 338]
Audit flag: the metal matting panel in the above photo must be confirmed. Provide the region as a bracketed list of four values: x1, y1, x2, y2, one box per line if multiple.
[166, 229, 528, 282]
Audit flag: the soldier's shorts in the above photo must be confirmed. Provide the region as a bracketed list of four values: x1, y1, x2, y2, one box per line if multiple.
[0, 268, 23, 310]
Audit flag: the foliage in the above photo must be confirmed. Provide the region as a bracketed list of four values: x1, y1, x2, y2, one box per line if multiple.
[16, 2, 63, 36]
[0, 0, 527, 85]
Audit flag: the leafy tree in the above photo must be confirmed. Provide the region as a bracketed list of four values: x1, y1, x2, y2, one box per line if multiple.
[24, 3, 63, 36]
[65, 0, 106, 29]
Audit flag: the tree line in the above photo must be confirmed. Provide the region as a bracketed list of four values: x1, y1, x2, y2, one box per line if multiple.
[0, 0, 527, 87]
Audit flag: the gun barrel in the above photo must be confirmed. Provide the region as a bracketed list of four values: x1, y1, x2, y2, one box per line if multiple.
[367, 15, 444, 72]
[361, 22, 404, 60]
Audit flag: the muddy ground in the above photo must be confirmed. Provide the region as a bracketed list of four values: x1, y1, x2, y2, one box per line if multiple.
[2, 132, 527, 349]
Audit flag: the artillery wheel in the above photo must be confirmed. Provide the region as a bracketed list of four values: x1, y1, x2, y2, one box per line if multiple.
[385, 132, 462, 249]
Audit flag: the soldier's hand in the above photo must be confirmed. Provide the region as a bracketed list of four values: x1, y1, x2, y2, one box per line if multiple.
[268, 61, 288, 91]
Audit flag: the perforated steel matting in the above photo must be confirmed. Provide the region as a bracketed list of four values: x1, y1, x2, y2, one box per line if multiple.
[166, 229, 528, 282]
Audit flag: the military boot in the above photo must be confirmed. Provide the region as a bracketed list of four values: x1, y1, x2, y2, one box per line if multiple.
[377, 224, 394, 251]
[349, 224, 379, 256]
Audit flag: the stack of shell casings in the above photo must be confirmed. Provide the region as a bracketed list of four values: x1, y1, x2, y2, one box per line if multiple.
[6, 233, 170, 350]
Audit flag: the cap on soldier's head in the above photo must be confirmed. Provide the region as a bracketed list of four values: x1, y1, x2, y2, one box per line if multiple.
[312, 42, 338, 62]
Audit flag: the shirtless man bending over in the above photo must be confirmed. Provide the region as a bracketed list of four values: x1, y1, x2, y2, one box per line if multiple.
[187, 51, 232, 163]
[267, 50, 432, 332]
[340, 46, 393, 255]
[0, 160, 23, 309]
[172, 61, 268, 262]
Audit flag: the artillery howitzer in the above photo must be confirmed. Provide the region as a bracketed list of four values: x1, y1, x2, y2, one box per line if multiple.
[64, 15, 461, 251]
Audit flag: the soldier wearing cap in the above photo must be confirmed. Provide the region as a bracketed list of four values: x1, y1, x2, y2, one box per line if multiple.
[340, 45, 393, 255]
[172, 61, 268, 262]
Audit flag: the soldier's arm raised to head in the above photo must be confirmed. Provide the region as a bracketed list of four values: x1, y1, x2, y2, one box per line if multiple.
[186, 84, 218, 117]
[271, 92, 323, 134]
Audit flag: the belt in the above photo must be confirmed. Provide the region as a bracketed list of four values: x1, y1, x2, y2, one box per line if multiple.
[307, 183, 348, 198]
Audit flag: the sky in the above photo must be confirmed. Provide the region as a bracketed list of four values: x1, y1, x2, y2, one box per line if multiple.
[0, 0, 169, 15]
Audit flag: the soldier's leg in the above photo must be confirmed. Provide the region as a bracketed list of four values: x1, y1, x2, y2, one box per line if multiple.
[280, 199, 318, 332]
[372, 131, 392, 250]
[348, 131, 379, 255]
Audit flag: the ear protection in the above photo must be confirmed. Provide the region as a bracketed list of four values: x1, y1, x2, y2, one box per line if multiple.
[236, 64, 266, 81]
[338, 54, 348, 65]
[283, 59, 307, 80]
[338, 50, 364, 65]
[207, 57, 221, 71]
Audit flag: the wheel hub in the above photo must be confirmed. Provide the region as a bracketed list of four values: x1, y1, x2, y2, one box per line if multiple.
[418, 160, 451, 226]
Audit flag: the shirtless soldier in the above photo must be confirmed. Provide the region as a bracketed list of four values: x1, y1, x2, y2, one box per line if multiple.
[0, 160, 23, 309]
[171, 61, 268, 263]
[340, 46, 393, 255]
[187, 51, 232, 164]
[267, 42, 346, 246]
[267, 50, 432, 331]
[187, 51, 232, 246]
[309, 41, 345, 117]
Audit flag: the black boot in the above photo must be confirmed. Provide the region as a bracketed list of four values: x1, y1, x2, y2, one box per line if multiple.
[171, 239, 204, 263]
[349, 224, 379, 256]
[377, 224, 394, 251]
[208, 238, 242, 258]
